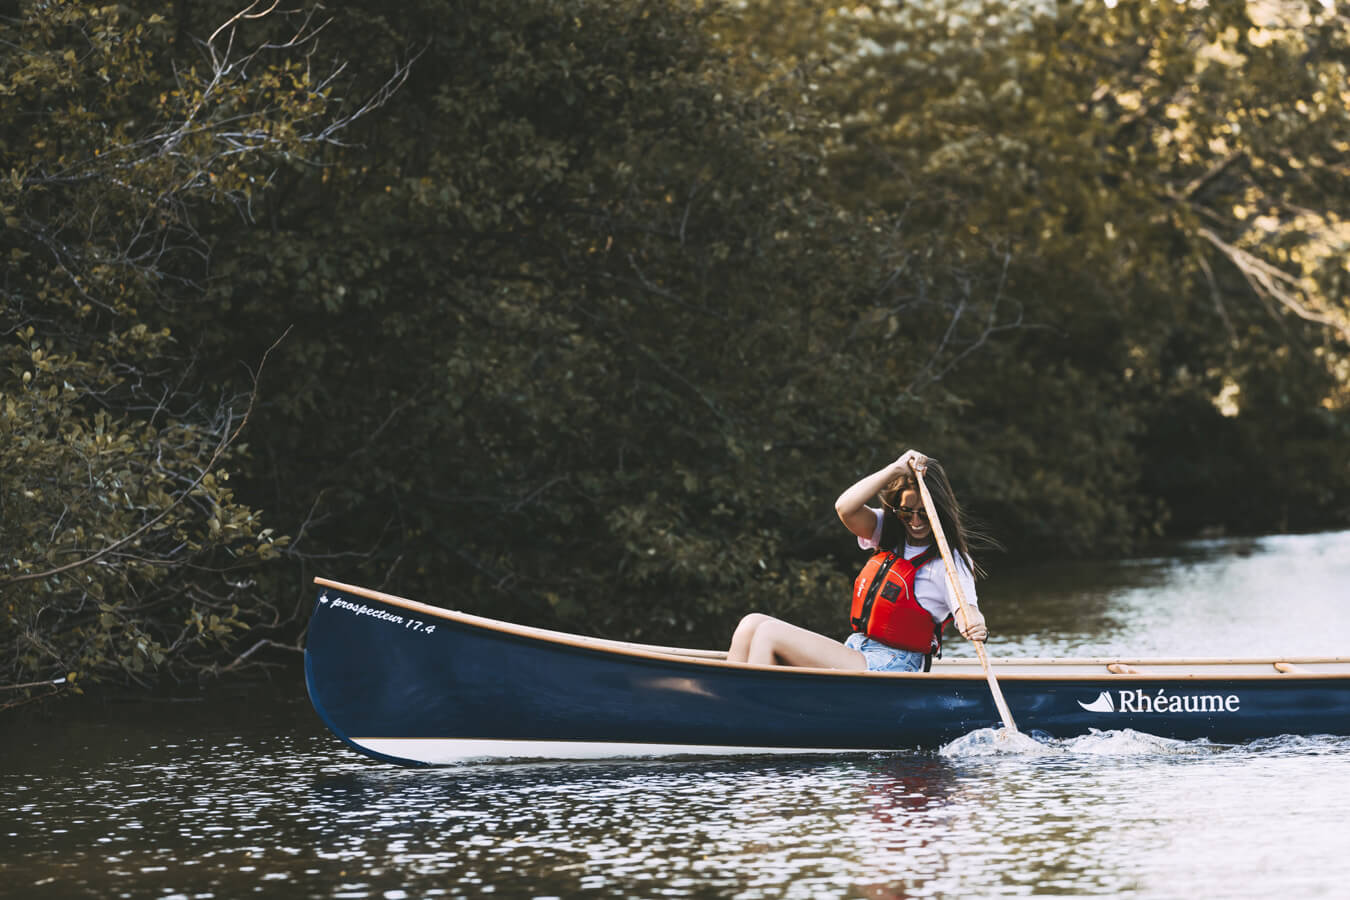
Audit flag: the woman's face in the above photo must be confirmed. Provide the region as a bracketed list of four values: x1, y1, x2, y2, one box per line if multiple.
[897, 489, 933, 543]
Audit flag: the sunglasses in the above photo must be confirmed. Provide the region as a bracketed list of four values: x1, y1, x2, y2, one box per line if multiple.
[896, 506, 929, 521]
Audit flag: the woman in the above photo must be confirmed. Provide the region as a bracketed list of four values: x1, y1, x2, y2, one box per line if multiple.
[726, 449, 988, 672]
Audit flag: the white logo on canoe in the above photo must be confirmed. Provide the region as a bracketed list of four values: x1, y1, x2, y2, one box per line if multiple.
[1078, 691, 1115, 713]
[1077, 689, 1241, 714]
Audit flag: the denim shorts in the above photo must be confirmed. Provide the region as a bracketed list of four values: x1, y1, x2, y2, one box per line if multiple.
[845, 633, 927, 673]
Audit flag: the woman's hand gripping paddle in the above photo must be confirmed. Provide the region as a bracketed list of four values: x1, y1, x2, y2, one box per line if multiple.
[913, 461, 1020, 734]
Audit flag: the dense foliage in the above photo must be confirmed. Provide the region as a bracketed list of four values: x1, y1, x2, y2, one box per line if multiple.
[4, 0, 1348, 694]
[0, 2, 320, 692]
[724, 0, 1350, 548]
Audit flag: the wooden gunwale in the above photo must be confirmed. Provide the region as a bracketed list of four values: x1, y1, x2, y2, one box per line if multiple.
[313, 578, 1350, 681]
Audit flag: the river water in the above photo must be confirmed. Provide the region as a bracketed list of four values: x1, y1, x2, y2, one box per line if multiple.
[4, 530, 1350, 898]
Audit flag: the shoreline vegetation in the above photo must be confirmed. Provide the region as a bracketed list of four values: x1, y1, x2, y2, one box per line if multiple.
[4, 0, 1349, 699]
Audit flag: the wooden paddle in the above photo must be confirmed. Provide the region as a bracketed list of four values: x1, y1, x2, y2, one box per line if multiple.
[912, 462, 1020, 734]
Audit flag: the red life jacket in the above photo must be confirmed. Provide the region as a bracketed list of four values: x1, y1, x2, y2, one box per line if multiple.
[850, 545, 951, 654]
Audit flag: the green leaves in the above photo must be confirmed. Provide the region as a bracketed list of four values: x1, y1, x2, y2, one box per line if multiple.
[0, 0, 347, 691]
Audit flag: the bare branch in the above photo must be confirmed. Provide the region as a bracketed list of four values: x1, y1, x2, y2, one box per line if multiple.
[1192, 244, 1239, 346]
[906, 250, 1027, 394]
[216, 637, 301, 673]
[1174, 150, 1247, 201]
[0, 328, 292, 587]
[1198, 227, 1350, 342]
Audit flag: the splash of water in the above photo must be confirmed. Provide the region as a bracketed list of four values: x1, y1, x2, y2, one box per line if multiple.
[939, 727, 1217, 757]
[938, 727, 1056, 757]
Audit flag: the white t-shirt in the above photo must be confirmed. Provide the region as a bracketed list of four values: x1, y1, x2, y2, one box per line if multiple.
[858, 506, 979, 623]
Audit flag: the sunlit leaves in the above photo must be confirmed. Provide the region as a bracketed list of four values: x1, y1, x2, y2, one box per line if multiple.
[713, 0, 1350, 546]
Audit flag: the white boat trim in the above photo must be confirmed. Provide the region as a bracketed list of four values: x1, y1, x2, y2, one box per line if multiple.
[352, 737, 888, 764]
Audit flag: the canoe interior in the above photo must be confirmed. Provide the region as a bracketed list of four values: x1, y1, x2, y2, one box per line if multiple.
[311, 578, 1350, 681]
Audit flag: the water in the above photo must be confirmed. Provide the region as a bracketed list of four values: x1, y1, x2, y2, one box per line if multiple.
[982, 529, 1350, 658]
[4, 531, 1350, 898]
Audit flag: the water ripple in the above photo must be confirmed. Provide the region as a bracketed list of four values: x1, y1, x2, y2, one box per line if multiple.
[5, 713, 1350, 899]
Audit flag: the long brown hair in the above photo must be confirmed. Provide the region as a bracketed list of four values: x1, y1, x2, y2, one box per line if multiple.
[878, 459, 990, 579]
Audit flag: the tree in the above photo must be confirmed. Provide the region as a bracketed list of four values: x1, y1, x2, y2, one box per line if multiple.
[4, 0, 1015, 692]
[0, 0, 401, 693]
[152, 0, 1021, 644]
[719, 0, 1350, 548]
[11, 0, 1346, 700]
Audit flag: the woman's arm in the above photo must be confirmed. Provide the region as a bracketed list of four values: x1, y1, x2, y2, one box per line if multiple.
[834, 449, 928, 540]
[954, 605, 988, 642]
[947, 554, 988, 642]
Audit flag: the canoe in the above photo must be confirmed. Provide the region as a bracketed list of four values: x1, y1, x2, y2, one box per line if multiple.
[304, 577, 1350, 765]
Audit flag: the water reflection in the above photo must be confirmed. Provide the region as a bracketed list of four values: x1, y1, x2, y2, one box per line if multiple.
[982, 530, 1350, 658]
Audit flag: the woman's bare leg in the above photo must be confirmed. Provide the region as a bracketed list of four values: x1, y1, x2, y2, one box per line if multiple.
[729, 614, 866, 670]
[727, 613, 770, 663]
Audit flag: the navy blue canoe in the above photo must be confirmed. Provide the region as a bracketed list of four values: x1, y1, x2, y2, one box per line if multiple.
[305, 578, 1350, 765]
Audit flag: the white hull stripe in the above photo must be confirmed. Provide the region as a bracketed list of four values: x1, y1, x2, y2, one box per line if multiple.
[353, 737, 887, 764]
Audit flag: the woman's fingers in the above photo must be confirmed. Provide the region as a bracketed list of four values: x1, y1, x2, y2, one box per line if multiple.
[896, 448, 928, 471]
[959, 611, 988, 642]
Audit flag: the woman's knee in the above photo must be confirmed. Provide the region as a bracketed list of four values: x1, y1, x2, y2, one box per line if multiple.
[737, 612, 773, 632]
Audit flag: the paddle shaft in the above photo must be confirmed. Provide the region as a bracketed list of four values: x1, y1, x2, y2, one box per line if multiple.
[913, 464, 1020, 733]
